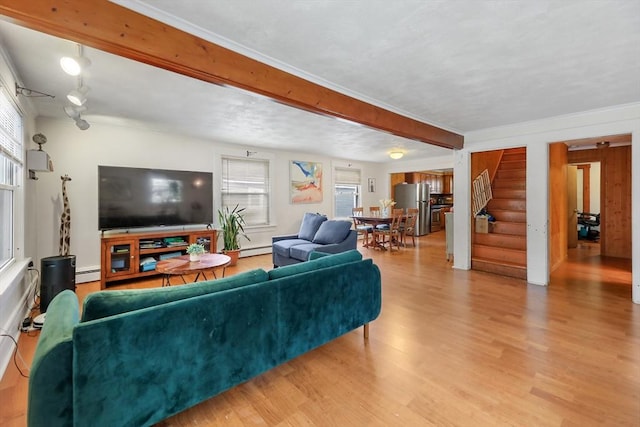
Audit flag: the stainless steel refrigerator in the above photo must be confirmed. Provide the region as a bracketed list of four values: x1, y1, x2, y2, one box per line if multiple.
[394, 183, 430, 236]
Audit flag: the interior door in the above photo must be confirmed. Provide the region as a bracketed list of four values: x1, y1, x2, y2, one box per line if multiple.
[567, 165, 578, 248]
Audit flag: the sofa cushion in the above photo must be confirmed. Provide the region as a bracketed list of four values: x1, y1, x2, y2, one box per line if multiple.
[268, 249, 363, 280]
[312, 220, 352, 244]
[298, 212, 327, 241]
[272, 238, 310, 258]
[81, 268, 269, 322]
[289, 243, 324, 261]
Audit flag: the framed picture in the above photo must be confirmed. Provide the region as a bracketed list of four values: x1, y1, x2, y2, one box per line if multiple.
[290, 160, 323, 204]
[368, 178, 376, 193]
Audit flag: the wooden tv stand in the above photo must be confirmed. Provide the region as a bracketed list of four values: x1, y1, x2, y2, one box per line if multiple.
[100, 228, 217, 289]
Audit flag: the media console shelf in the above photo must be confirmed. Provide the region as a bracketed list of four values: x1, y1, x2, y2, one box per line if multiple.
[100, 228, 217, 289]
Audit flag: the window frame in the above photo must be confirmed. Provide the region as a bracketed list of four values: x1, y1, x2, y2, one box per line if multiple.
[0, 84, 24, 273]
[220, 154, 272, 228]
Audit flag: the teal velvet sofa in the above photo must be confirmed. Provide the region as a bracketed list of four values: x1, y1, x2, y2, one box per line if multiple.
[28, 250, 381, 427]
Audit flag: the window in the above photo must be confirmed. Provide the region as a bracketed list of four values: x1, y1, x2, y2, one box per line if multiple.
[334, 167, 361, 217]
[0, 86, 23, 270]
[221, 157, 270, 226]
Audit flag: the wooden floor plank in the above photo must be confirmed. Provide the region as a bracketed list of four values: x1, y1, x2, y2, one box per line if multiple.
[0, 235, 637, 426]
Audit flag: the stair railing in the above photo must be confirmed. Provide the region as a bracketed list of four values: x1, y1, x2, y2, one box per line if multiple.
[472, 169, 492, 216]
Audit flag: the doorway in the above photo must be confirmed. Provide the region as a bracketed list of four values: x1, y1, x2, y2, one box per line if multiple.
[548, 134, 632, 291]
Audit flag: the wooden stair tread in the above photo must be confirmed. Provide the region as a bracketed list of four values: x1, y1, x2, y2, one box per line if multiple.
[472, 256, 526, 269]
[473, 243, 526, 254]
[474, 232, 526, 250]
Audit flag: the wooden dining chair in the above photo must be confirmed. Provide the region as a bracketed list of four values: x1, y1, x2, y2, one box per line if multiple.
[374, 208, 404, 251]
[369, 206, 381, 217]
[401, 208, 419, 247]
[352, 207, 373, 247]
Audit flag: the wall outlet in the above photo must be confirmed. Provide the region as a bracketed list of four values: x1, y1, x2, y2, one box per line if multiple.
[21, 316, 32, 332]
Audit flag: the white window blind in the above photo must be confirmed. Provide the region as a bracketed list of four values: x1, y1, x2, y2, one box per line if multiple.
[0, 86, 23, 269]
[335, 167, 361, 185]
[334, 167, 361, 217]
[221, 157, 270, 226]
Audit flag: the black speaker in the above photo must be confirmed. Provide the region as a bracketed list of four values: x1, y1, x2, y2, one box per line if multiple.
[40, 255, 76, 313]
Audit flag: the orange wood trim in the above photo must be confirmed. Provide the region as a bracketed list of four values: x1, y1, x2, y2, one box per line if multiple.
[0, 1, 464, 149]
[576, 164, 590, 213]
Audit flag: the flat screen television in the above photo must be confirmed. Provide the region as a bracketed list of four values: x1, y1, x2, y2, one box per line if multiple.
[98, 166, 213, 230]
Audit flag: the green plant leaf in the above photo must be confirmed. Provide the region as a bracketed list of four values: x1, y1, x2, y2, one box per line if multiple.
[218, 204, 250, 251]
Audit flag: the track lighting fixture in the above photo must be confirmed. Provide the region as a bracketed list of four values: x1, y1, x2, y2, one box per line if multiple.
[75, 118, 90, 130]
[60, 44, 91, 76]
[63, 105, 90, 130]
[67, 85, 90, 106]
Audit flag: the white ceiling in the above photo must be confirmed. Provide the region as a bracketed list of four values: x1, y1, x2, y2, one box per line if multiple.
[1, 1, 639, 162]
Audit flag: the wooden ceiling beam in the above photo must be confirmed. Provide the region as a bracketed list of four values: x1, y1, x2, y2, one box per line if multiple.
[0, 0, 463, 149]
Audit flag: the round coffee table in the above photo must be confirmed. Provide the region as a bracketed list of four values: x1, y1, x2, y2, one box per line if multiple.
[155, 253, 231, 287]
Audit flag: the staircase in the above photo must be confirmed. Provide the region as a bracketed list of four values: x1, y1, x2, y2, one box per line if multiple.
[472, 148, 527, 280]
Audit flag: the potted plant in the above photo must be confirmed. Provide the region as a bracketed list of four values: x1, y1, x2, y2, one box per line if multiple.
[186, 243, 206, 262]
[218, 204, 250, 266]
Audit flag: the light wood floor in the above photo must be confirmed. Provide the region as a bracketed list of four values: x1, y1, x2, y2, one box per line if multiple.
[1, 233, 637, 426]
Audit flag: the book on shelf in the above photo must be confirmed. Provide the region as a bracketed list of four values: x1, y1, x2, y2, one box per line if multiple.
[159, 252, 182, 260]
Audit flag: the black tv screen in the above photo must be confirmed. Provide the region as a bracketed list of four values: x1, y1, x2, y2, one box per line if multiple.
[98, 166, 213, 230]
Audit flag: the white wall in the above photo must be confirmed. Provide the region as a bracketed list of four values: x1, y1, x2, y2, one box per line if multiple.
[454, 103, 640, 303]
[29, 116, 388, 278]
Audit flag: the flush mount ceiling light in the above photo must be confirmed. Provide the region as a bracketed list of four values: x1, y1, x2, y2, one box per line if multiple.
[67, 85, 90, 106]
[60, 44, 91, 76]
[389, 151, 404, 160]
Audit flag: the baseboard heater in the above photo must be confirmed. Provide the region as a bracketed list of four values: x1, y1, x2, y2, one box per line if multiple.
[76, 267, 100, 284]
[239, 245, 271, 257]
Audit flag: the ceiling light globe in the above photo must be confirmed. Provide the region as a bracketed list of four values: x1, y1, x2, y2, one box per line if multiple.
[389, 151, 404, 160]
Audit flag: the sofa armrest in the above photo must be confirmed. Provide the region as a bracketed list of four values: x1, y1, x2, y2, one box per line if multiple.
[28, 290, 79, 427]
[271, 234, 300, 243]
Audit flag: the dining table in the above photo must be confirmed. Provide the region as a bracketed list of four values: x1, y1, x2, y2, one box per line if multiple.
[351, 215, 406, 250]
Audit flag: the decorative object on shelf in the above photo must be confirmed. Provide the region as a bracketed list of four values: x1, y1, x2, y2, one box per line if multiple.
[290, 160, 323, 204]
[186, 243, 206, 262]
[379, 198, 396, 217]
[218, 204, 250, 266]
[27, 133, 54, 180]
[59, 175, 72, 256]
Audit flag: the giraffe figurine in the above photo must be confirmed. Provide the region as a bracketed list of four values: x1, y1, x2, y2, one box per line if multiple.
[59, 174, 72, 256]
